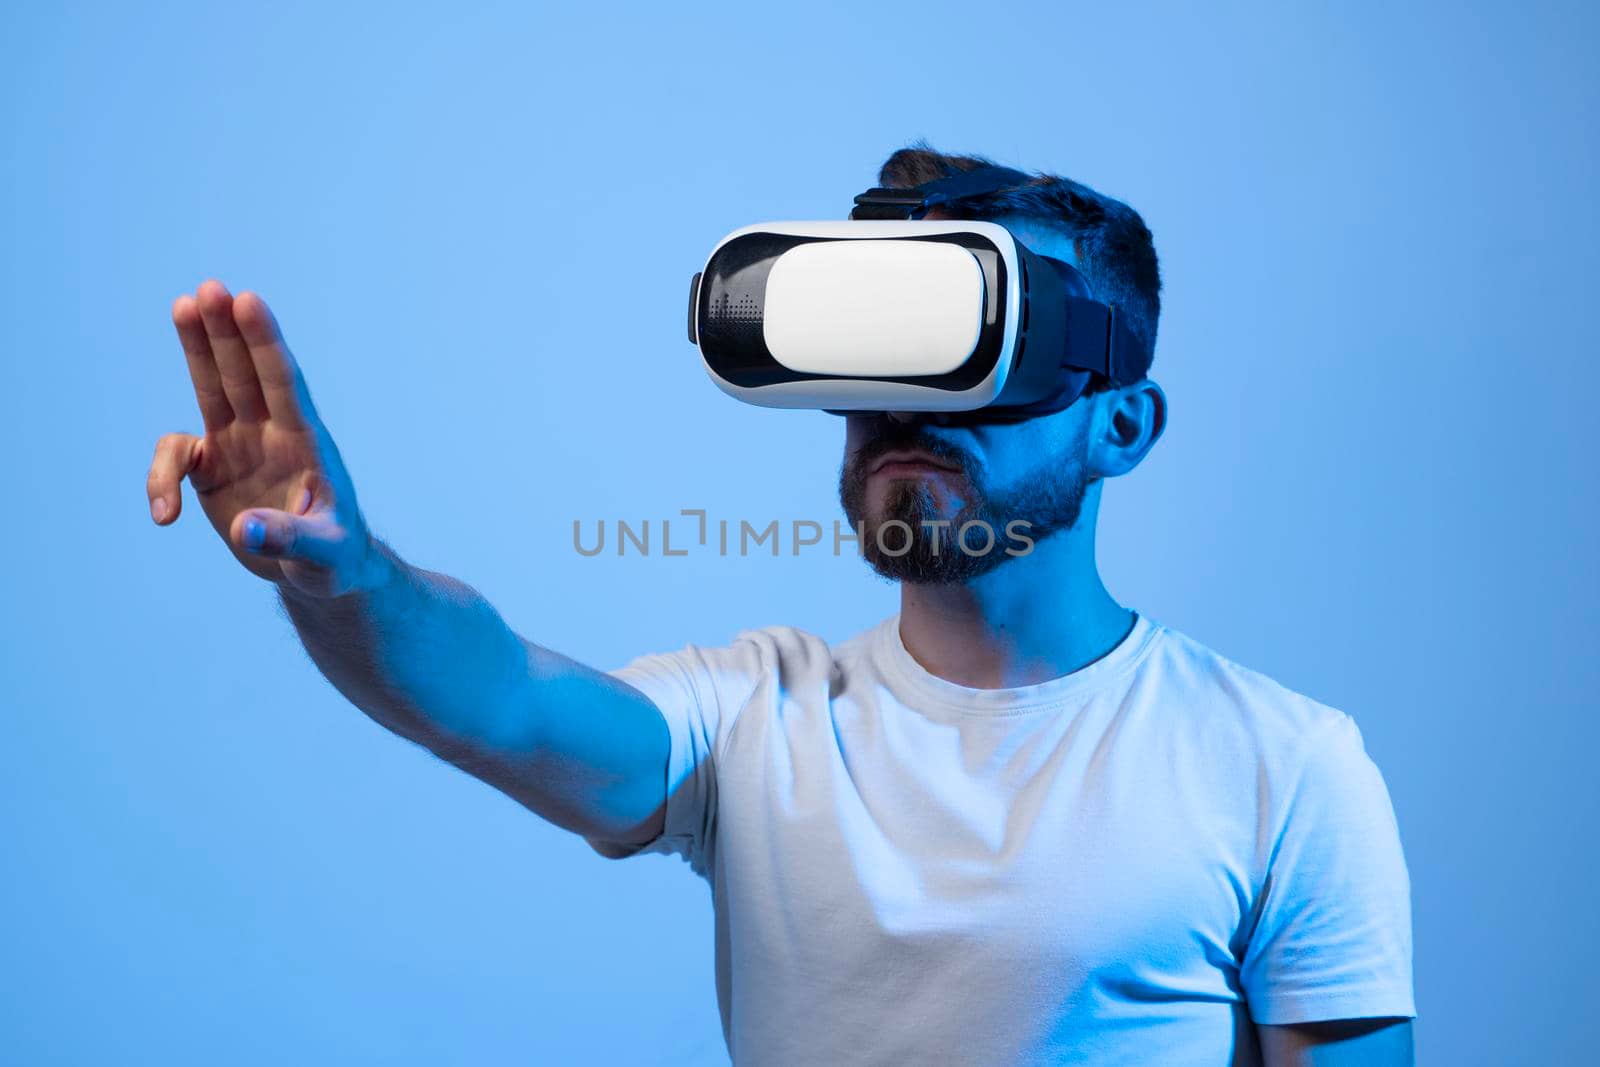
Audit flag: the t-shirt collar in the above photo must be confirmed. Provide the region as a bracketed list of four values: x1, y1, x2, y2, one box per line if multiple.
[873, 610, 1161, 716]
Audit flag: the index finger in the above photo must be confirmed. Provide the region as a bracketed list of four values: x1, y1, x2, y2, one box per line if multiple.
[233, 291, 316, 430]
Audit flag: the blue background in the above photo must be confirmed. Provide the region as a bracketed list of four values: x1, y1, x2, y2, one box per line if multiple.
[3, 1, 1595, 1062]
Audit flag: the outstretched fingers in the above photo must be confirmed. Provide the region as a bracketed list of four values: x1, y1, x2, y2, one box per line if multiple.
[196, 280, 270, 422]
[233, 290, 315, 430]
[172, 295, 233, 430]
[148, 432, 202, 524]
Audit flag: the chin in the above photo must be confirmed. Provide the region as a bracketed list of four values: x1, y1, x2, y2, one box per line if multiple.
[870, 478, 971, 526]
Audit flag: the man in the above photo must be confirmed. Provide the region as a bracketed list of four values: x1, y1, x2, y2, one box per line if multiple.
[146, 146, 1415, 1065]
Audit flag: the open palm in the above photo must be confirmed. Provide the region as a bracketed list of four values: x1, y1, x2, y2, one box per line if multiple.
[148, 281, 373, 598]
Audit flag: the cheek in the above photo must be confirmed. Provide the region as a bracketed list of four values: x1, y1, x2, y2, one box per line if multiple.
[982, 419, 1084, 491]
[842, 419, 873, 465]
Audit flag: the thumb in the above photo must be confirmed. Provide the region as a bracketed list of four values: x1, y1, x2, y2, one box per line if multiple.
[230, 507, 349, 568]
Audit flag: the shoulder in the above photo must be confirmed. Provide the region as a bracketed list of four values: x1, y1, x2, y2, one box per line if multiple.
[1133, 620, 1389, 825]
[1143, 624, 1406, 902]
[688, 622, 842, 687]
[1141, 620, 1355, 756]
[614, 621, 855, 707]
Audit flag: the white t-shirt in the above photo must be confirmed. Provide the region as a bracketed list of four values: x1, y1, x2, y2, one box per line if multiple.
[588, 613, 1414, 1066]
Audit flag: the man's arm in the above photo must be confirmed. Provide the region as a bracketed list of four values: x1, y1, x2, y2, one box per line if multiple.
[1259, 1018, 1414, 1066]
[278, 545, 670, 844]
[148, 281, 669, 847]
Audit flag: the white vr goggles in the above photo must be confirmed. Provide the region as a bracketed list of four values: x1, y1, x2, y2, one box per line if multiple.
[688, 165, 1145, 423]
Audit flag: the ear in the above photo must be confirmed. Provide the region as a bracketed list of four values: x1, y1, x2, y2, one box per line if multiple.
[1088, 378, 1167, 478]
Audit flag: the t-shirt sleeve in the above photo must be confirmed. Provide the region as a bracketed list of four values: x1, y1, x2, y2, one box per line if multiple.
[582, 638, 762, 878]
[1240, 712, 1416, 1025]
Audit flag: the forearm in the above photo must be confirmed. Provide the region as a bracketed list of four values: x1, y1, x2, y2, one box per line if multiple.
[278, 540, 537, 761]
[278, 539, 669, 841]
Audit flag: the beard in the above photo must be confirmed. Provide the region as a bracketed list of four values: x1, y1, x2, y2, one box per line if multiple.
[838, 416, 1093, 585]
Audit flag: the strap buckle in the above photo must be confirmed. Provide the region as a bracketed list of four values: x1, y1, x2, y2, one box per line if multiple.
[847, 163, 1034, 220]
[849, 188, 933, 221]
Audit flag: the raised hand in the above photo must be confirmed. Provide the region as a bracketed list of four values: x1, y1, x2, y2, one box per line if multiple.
[148, 280, 377, 598]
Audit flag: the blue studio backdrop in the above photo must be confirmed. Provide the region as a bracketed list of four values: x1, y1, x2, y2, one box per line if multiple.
[2, 1, 1595, 1063]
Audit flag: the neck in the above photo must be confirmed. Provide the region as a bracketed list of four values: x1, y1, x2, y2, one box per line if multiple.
[896, 484, 1133, 689]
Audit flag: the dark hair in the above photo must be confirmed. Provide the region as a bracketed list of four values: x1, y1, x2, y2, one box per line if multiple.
[875, 141, 1162, 382]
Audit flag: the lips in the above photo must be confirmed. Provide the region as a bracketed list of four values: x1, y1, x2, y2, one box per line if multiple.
[869, 449, 961, 475]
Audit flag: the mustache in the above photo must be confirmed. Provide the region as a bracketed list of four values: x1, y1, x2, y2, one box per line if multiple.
[849, 416, 976, 477]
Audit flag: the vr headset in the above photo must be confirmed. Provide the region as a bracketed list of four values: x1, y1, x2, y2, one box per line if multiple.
[687, 164, 1145, 423]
